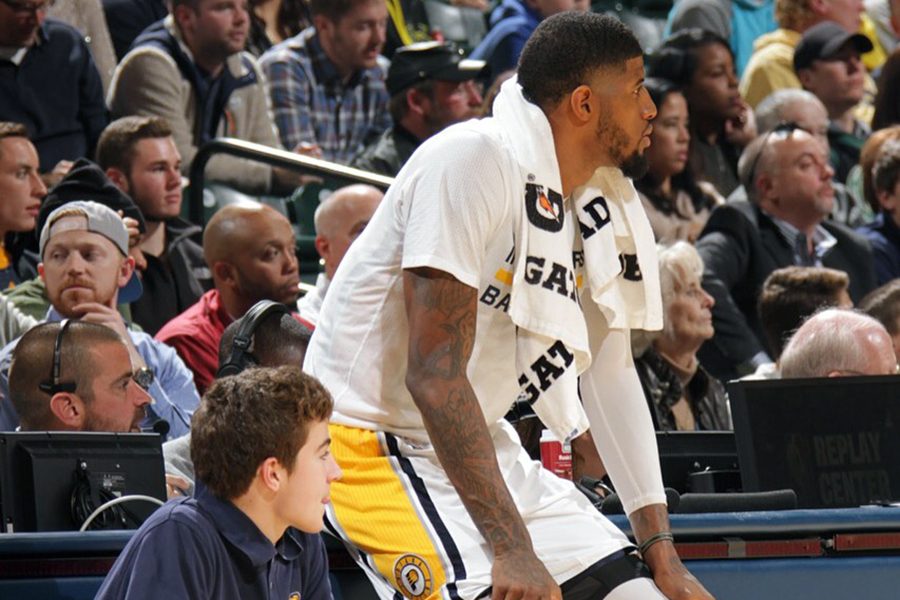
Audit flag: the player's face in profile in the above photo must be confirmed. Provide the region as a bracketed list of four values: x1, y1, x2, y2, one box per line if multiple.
[593, 55, 657, 179]
[274, 419, 342, 533]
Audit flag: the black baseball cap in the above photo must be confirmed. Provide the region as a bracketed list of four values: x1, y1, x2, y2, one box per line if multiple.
[386, 41, 486, 96]
[793, 21, 874, 72]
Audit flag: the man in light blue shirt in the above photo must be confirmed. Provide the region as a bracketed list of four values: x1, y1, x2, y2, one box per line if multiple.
[0, 198, 200, 438]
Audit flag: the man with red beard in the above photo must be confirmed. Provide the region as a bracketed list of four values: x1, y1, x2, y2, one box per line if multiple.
[696, 127, 877, 381]
[259, 0, 392, 164]
[9, 320, 152, 433]
[0, 200, 201, 438]
[108, 0, 289, 194]
[156, 204, 304, 394]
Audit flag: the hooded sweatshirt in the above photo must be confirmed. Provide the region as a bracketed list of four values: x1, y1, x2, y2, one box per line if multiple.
[739, 28, 801, 108]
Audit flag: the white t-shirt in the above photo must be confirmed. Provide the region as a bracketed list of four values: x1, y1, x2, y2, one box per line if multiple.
[296, 272, 329, 326]
[306, 118, 584, 441]
[306, 111, 666, 514]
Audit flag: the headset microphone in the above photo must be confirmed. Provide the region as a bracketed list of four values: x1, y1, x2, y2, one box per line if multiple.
[142, 419, 170, 438]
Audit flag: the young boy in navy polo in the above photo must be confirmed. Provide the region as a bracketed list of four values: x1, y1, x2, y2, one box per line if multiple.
[95, 366, 342, 600]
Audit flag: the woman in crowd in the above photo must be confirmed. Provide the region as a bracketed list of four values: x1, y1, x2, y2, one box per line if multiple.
[648, 29, 756, 198]
[246, 0, 311, 56]
[635, 77, 722, 243]
[847, 125, 900, 217]
[634, 242, 731, 431]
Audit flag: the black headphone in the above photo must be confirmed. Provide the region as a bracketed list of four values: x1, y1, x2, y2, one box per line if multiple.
[39, 319, 77, 395]
[216, 300, 292, 378]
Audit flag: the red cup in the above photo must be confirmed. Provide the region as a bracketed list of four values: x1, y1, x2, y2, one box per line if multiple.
[540, 430, 573, 480]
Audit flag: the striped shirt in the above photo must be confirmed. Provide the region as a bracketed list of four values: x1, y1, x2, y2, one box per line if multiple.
[259, 27, 392, 164]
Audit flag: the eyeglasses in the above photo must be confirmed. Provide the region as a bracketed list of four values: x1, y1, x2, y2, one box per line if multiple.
[1, 0, 54, 15]
[744, 121, 804, 191]
[39, 320, 155, 395]
[39, 319, 76, 396]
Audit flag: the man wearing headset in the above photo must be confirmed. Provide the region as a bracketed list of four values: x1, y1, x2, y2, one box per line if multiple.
[9, 319, 192, 499]
[156, 204, 307, 395]
[0, 199, 201, 439]
[164, 300, 314, 496]
[9, 320, 152, 433]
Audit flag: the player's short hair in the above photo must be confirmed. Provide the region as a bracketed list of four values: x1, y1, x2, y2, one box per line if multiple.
[518, 12, 643, 111]
[192, 366, 332, 500]
[96, 116, 174, 174]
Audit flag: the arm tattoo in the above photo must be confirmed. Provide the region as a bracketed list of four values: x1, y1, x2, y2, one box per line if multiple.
[404, 269, 533, 555]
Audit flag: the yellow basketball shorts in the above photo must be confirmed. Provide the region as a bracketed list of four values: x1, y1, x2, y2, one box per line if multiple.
[325, 420, 633, 600]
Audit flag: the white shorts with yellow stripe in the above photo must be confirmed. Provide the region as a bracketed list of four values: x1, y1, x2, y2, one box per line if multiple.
[325, 420, 634, 600]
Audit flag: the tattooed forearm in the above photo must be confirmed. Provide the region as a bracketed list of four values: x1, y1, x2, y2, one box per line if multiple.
[403, 268, 533, 556]
[407, 271, 475, 379]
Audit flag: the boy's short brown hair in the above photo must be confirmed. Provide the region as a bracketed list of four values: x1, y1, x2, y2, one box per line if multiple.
[191, 366, 333, 500]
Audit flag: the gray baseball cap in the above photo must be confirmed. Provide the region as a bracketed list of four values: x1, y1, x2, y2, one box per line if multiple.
[39, 200, 143, 303]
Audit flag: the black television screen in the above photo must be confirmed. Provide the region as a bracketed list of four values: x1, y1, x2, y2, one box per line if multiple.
[656, 431, 740, 493]
[728, 376, 900, 509]
[0, 432, 167, 533]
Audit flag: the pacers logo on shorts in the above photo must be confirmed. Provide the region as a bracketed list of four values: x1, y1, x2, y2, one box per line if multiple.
[393, 553, 433, 599]
[288, 593, 301, 600]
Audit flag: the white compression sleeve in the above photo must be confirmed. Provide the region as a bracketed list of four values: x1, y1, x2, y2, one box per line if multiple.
[580, 324, 666, 516]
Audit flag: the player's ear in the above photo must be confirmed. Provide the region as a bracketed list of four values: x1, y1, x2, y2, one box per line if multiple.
[569, 84, 594, 123]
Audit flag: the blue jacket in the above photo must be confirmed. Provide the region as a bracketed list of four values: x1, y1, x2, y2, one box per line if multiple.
[470, 0, 541, 82]
[0, 20, 108, 172]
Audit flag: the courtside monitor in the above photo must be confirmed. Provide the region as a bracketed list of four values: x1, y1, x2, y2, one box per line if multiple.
[0, 432, 167, 533]
[728, 376, 900, 509]
[656, 431, 741, 493]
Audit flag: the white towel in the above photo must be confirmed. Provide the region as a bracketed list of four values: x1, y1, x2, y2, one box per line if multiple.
[575, 168, 664, 332]
[492, 78, 662, 442]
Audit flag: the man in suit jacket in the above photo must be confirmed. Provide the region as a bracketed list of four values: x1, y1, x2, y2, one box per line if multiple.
[696, 127, 877, 381]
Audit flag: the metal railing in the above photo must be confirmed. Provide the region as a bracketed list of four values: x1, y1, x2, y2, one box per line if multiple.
[187, 138, 395, 225]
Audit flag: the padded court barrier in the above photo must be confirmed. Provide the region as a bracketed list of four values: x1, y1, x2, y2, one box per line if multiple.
[3, 507, 900, 599]
[185, 139, 394, 285]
